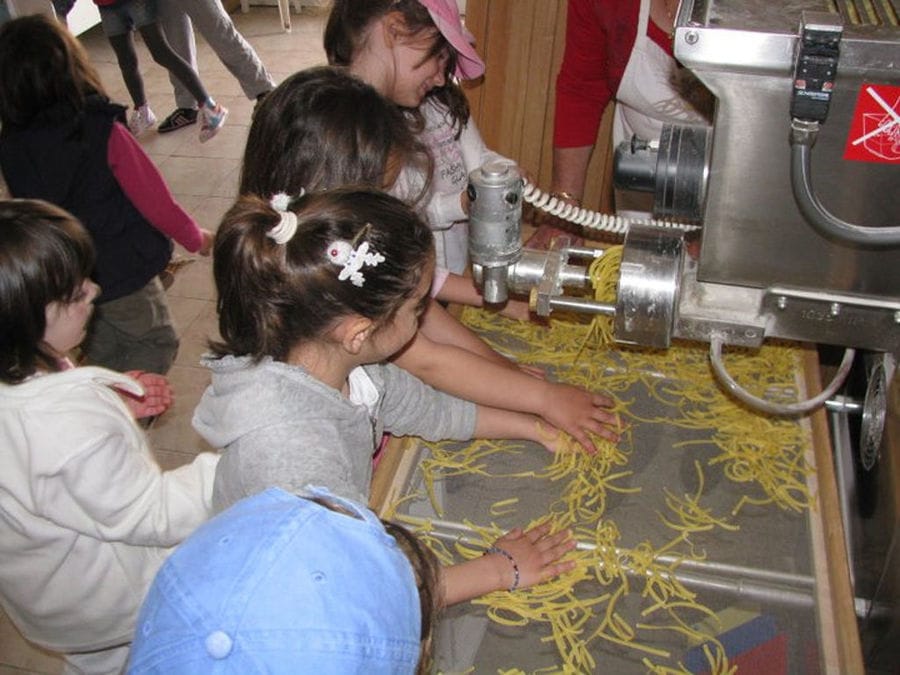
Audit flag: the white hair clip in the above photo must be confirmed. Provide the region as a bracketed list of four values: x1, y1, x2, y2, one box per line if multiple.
[267, 190, 305, 245]
[326, 238, 385, 287]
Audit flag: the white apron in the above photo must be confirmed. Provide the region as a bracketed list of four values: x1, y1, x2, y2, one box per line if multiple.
[611, 0, 712, 213]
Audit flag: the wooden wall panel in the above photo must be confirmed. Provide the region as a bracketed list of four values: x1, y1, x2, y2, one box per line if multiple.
[465, 0, 614, 214]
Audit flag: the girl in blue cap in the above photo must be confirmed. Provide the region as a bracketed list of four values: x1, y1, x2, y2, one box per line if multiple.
[129, 486, 442, 674]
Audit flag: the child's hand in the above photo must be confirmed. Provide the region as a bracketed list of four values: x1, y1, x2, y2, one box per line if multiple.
[540, 382, 621, 451]
[197, 228, 214, 256]
[527, 418, 575, 454]
[486, 522, 576, 592]
[118, 371, 173, 419]
[498, 297, 532, 322]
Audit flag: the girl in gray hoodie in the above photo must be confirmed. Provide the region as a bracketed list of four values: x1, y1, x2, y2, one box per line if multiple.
[194, 187, 578, 605]
[195, 188, 571, 512]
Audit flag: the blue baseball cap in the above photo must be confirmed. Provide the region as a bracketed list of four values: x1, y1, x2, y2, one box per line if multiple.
[128, 487, 422, 674]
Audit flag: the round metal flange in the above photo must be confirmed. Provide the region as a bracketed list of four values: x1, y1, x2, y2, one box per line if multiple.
[614, 224, 684, 348]
[859, 357, 890, 471]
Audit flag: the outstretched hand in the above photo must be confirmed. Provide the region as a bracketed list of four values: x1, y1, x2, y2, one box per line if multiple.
[540, 382, 621, 452]
[197, 228, 214, 256]
[117, 371, 173, 419]
[489, 521, 576, 592]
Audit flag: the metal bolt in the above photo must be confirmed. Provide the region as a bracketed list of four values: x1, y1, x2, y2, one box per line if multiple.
[830, 302, 841, 317]
[685, 30, 700, 45]
[777, 296, 787, 310]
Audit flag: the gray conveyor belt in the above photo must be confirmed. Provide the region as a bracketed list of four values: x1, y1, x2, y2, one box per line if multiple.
[385, 312, 831, 674]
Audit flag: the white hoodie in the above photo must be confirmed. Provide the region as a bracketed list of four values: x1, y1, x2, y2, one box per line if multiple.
[0, 367, 218, 654]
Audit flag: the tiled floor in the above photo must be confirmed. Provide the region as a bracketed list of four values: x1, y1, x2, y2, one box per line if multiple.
[0, 6, 328, 672]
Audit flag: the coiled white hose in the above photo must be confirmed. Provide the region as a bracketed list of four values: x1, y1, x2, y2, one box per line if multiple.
[522, 181, 701, 237]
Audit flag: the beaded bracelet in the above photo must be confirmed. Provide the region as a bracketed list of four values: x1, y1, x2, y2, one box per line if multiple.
[484, 545, 520, 592]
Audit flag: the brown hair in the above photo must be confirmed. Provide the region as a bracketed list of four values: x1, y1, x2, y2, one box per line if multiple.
[212, 188, 433, 361]
[312, 495, 442, 674]
[384, 520, 442, 674]
[0, 199, 95, 383]
[0, 14, 108, 128]
[240, 66, 432, 202]
[324, 0, 471, 138]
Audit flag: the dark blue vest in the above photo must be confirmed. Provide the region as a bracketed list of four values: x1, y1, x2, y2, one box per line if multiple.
[0, 96, 172, 303]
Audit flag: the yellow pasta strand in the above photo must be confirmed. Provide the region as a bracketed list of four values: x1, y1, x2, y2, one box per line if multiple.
[390, 247, 815, 672]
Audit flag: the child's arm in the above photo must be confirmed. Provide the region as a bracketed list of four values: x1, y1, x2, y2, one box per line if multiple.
[435, 273, 533, 322]
[392, 335, 620, 450]
[440, 521, 577, 605]
[106, 121, 212, 254]
[472, 405, 581, 453]
[423, 115, 510, 226]
[415, 298, 514, 367]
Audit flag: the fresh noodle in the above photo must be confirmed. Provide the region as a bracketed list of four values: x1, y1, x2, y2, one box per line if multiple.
[388, 245, 815, 672]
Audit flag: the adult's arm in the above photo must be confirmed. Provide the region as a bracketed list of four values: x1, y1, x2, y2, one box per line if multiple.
[553, 0, 616, 150]
[552, 0, 618, 199]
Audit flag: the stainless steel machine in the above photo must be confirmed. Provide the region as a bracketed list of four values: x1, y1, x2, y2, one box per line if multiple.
[467, 0, 899, 670]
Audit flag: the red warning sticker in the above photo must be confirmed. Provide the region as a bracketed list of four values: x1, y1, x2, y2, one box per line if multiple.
[843, 84, 900, 164]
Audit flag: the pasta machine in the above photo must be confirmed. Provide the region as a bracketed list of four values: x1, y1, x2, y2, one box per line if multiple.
[467, 0, 899, 669]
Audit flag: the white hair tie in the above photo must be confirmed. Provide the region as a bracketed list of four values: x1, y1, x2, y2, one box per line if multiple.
[267, 190, 305, 245]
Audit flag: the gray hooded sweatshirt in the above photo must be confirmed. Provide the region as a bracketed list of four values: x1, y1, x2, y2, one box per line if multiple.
[193, 355, 477, 511]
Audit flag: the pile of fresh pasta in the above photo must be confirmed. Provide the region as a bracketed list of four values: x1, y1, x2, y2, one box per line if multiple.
[387, 245, 817, 674]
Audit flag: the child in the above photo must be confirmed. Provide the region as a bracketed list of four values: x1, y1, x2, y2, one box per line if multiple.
[0, 199, 218, 675]
[128, 486, 576, 674]
[325, 0, 521, 307]
[0, 15, 214, 374]
[128, 486, 439, 674]
[92, 0, 227, 140]
[244, 66, 620, 451]
[196, 189, 576, 607]
[197, 187, 576, 510]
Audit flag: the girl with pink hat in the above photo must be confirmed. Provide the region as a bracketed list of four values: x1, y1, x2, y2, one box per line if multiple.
[323, 0, 621, 454]
[325, 0, 519, 311]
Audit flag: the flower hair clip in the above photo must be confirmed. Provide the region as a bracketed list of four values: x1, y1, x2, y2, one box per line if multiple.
[267, 190, 305, 245]
[326, 234, 385, 288]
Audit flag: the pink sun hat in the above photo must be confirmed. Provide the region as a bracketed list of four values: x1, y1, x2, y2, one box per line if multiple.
[417, 0, 486, 80]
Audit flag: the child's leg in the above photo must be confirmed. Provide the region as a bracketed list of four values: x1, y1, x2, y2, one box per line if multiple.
[138, 22, 209, 106]
[105, 31, 146, 109]
[82, 277, 179, 375]
[155, 0, 198, 112]
[185, 0, 276, 101]
[137, 18, 228, 141]
[97, 3, 146, 109]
